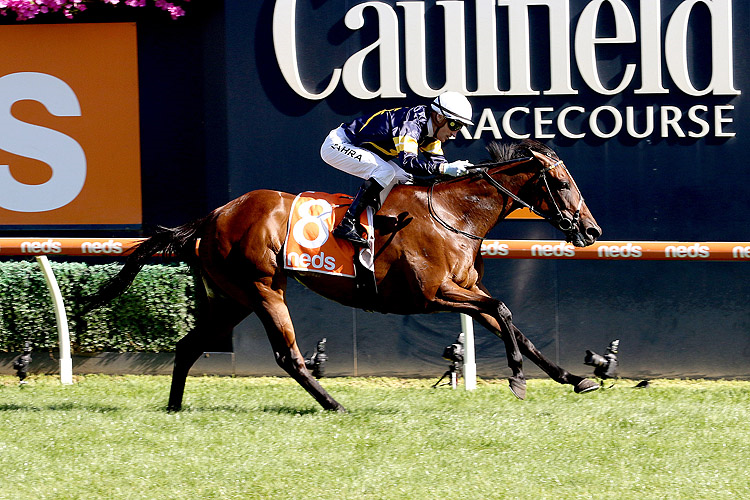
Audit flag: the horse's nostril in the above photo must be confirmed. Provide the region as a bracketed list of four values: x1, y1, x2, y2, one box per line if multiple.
[586, 226, 602, 240]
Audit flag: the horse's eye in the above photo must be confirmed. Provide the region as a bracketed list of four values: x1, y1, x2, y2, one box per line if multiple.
[559, 181, 570, 190]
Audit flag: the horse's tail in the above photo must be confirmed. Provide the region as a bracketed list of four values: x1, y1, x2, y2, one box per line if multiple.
[82, 214, 212, 314]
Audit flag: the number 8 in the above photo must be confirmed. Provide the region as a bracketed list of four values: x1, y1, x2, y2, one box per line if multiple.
[292, 199, 332, 249]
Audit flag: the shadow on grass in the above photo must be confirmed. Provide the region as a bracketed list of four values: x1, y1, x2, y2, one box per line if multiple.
[260, 405, 324, 415]
[0, 402, 120, 412]
[172, 404, 325, 415]
[347, 406, 404, 416]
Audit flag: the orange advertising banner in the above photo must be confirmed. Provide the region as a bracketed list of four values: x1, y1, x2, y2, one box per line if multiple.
[0, 23, 141, 226]
[480, 240, 750, 261]
[0, 238, 143, 256]
[1, 239, 749, 262]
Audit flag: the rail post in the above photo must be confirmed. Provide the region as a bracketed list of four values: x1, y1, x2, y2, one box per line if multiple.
[461, 314, 477, 390]
[35, 256, 73, 385]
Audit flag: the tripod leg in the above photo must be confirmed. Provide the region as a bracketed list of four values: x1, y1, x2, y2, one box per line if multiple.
[432, 371, 451, 388]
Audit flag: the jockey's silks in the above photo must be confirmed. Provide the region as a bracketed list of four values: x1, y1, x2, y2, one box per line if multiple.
[340, 105, 446, 176]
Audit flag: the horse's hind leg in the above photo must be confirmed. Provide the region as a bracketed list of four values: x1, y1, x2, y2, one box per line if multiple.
[168, 329, 211, 412]
[167, 294, 250, 412]
[250, 275, 345, 412]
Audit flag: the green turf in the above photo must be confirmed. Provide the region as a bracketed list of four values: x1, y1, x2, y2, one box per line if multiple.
[0, 375, 747, 499]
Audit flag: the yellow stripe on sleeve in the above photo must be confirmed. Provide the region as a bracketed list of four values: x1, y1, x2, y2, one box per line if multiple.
[394, 135, 419, 154]
[420, 138, 444, 156]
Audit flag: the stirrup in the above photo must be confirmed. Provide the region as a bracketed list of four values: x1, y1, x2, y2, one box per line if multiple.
[333, 217, 368, 246]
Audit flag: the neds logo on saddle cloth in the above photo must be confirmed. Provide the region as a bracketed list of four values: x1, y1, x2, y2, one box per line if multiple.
[283, 192, 374, 277]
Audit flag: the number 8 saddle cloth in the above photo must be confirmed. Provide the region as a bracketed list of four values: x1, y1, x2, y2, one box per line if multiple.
[283, 191, 375, 278]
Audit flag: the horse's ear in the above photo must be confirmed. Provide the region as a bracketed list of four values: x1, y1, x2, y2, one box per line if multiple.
[522, 138, 558, 160]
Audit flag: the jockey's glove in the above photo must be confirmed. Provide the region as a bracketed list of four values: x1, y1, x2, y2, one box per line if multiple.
[440, 160, 473, 177]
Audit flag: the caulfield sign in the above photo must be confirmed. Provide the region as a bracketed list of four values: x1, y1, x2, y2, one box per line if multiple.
[0, 23, 141, 226]
[274, 0, 739, 140]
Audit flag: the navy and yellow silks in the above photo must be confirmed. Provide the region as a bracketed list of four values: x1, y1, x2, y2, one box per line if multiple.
[341, 105, 445, 176]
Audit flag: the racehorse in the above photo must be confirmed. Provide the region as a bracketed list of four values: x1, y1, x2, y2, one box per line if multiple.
[84, 139, 602, 412]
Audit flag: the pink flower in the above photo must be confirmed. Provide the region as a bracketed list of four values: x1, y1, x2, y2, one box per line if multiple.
[0, 0, 188, 20]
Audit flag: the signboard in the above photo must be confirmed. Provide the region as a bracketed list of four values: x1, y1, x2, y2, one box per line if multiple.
[272, 0, 738, 139]
[0, 23, 141, 227]
[248, 0, 745, 227]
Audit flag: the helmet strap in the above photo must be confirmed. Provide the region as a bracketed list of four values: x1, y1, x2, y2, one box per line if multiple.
[431, 111, 447, 129]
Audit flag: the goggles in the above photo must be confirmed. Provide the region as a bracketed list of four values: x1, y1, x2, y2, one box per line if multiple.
[446, 119, 466, 131]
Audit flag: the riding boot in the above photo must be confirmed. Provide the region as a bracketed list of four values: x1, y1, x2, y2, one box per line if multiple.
[333, 178, 383, 247]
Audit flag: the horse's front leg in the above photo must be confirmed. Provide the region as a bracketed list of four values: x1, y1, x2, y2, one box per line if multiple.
[473, 282, 599, 394]
[510, 323, 599, 394]
[476, 305, 527, 399]
[437, 283, 526, 399]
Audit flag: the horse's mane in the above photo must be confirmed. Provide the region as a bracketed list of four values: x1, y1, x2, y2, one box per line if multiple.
[485, 138, 559, 163]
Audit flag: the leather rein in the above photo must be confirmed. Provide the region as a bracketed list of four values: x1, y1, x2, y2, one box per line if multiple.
[427, 156, 584, 241]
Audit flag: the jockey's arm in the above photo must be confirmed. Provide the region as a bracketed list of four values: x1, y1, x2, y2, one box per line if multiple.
[391, 108, 447, 177]
[398, 148, 445, 177]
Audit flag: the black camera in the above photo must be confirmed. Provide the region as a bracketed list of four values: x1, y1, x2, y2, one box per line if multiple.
[12, 341, 32, 383]
[433, 332, 465, 389]
[304, 338, 327, 379]
[442, 332, 465, 364]
[584, 339, 619, 379]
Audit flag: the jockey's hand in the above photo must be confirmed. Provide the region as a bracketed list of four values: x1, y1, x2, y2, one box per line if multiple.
[440, 160, 473, 177]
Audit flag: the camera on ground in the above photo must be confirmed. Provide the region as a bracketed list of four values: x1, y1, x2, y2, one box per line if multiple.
[584, 339, 619, 380]
[304, 338, 327, 379]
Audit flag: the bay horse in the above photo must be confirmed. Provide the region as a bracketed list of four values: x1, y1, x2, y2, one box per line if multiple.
[85, 139, 602, 412]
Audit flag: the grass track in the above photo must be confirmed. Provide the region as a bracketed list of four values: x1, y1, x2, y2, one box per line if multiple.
[0, 375, 748, 499]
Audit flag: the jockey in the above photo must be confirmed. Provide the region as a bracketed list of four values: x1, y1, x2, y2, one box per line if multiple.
[321, 91, 474, 246]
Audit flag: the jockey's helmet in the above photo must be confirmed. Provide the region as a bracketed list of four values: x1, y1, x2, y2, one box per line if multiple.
[431, 91, 474, 127]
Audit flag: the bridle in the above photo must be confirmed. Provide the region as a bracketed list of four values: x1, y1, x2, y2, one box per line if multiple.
[428, 155, 585, 242]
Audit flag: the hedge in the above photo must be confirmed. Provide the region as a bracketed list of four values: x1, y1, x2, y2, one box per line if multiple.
[0, 260, 195, 353]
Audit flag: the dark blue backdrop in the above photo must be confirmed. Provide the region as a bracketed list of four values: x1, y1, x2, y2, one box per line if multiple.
[220, 1, 749, 378]
[9, 0, 748, 378]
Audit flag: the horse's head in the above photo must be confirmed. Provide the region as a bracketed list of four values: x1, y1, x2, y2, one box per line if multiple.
[487, 140, 602, 247]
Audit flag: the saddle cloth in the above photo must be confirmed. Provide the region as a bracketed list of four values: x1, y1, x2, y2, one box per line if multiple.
[283, 191, 374, 277]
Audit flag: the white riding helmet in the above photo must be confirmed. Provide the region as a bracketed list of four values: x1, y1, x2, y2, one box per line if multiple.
[431, 91, 474, 126]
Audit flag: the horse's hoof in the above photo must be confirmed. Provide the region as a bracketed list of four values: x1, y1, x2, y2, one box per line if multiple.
[325, 401, 347, 413]
[574, 379, 600, 394]
[508, 377, 526, 400]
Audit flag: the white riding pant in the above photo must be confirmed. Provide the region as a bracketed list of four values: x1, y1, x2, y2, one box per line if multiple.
[321, 126, 411, 203]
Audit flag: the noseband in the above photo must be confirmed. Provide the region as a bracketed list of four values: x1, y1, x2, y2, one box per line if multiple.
[483, 158, 584, 234]
[428, 156, 584, 241]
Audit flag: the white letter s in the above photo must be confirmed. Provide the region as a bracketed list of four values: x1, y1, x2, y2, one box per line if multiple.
[0, 72, 86, 212]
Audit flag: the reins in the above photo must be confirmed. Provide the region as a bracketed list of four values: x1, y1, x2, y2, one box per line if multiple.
[427, 156, 584, 240]
[427, 158, 529, 240]
[428, 180, 484, 240]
